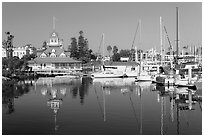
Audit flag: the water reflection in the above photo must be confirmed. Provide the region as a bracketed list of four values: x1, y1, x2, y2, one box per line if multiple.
[2, 77, 202, 135]
[94, 78, 202, 135]
[35, 77, 91, 105]
[153, 84, 202, 135]
[32, 77, 92, 132]
[38, 78, 67, 132]
[2, 80, 30, 114]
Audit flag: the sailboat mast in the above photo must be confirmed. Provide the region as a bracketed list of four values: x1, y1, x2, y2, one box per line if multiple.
[102, 33, 105, 66]
[131, 21, 139, 62]
[139, 19, 142, 47]
[139, 19, 142, 75]
[160, 16, 163, 65]
[176, 7, 179, 65]
[103, 89, 106, 122]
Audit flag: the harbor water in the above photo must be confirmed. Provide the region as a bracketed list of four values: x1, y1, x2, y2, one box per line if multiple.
[2, 77, 202, 135]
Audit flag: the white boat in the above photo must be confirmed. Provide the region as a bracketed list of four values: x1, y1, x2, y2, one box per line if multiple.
[174, 69, 197, 90]
[135, 71, 153, 82]
[55, 75, 80, 79]
[174, 78, 197, 90]
[154, 74, 175, 86]
[91, 70, 127, 78]
[125, 71, 138, 78]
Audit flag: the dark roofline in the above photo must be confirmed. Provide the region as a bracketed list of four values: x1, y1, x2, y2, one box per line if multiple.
[32, 57, 81, 64]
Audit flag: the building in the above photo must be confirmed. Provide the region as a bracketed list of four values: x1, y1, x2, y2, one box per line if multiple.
[28, 31, 82, 73]
[120, 57, 129, 62]
[2, 45, 36, 59]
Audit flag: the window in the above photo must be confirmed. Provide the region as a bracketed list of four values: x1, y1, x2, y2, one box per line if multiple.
[50, 53, 56, 57]
[51, 49, 56, 53]
[40, 53, 47, 58]
[60, 53, 66, 57]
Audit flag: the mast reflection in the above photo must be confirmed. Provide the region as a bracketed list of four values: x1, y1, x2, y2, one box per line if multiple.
[155, 84, 201, 135]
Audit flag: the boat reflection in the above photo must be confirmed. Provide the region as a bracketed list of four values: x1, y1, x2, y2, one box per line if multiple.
[154, 84, 202, 135]
[93, 78, 145, 134]
[93, 78, 136, 87]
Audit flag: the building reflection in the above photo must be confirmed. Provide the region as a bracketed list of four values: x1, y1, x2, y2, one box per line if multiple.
[34, 77, 92, 131]
[38, 78, 68, 132]
[36, 77, 91, 105]
[42, 87, 64, 132]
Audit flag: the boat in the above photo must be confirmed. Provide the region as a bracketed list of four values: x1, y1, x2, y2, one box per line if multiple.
[135, 71, 153, 82]
[91, 34, 127, 79]
[55, 75, 80, 79]
[91, 70, 127, 78]
[174, 67, 197, 90]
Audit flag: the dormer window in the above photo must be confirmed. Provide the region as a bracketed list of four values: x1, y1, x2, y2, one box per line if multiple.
[51, 49, 56, 53]
[60, 53, 66, 57]
[40, 53, 47, 58]
[50, 53, 56, 57]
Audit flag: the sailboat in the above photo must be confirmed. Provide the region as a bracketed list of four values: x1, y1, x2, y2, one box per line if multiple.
[91, 34, 127, 78]
[134, 20, 153, 82]
[154, 17, 176, 86]
[135, 62, 153, 82]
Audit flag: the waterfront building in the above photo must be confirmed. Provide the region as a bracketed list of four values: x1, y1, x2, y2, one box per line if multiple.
[28, 31, 82, 73]
[2, 44, 36, 59]
[120, 57, 129, 62]
[2, 48, 6, 58]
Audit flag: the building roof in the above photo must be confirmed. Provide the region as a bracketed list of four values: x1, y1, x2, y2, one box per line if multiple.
[50, 31, 59, 38]
[43, 46, 65, 57]
[29, 57, 81, 64]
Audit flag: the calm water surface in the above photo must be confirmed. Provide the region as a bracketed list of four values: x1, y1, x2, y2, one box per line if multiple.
[2, 77, 202, 135]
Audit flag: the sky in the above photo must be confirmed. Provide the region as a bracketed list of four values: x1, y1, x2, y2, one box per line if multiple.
[2, 2, 202, 55]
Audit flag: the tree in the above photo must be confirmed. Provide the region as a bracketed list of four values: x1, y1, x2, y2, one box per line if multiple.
[70, 37, 78, 59]
[107, 45, 112, 57]
[112, 46, 118, 55]
[69, 31, 96, 63]
[112, 53, 121, 62]
[42, 41, 47, 49]
[119, 49, 131, 57]
[112, 46, 120, 62]
[2, 40, 7, 48]
[78, 31, 88, 57]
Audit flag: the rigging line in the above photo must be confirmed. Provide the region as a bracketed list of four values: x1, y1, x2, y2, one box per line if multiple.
[98, 34, 104, 55]
[163, 26, 172, 51]
[128, 92, 140, 127]
[131, 22, 140, 50]
[93, 85, 104, 119]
